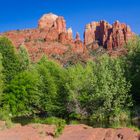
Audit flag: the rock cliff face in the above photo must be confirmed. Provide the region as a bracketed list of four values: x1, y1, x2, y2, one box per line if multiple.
[84, 20, 134, 51]
[1, 13, 134, 62]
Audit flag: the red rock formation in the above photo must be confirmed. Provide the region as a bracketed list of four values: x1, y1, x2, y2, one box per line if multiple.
[67, 28, 73, 40]
[38, 13, 66, 33]
[73, 33, 84, 53]
[1, 13, 134, 62]
[0, 124, 139, 140]
[38, 13, 67, 41]
[84, 20, 134, 51]
[75, 32, 80, 41]
[55, 16, 66, 33]
[58, 32, 69, 44]
[38, 13, 58, 29]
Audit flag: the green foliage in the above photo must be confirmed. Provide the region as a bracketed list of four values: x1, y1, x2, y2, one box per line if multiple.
[3, 57, 67, 118]
[127, 125, 140, 132]
[124, 36, 140, 105]
[65, 63, 93, 118]
[35, 59, 59, 116]
[18, 45, 30, 70]
[3, 69, 42, 116]
[0, 53, 4, 100]
[65, 55, 132, 120]
[0, 37, 21, 83]
[33, 117, 66, 138]
[0, 107, 13, 128]
[90, 55, 132, 120]
[34, 117, 66, 125]
[37, 57, 68, 117]
[69, 120, 80, 125]
[0, 36, 139, 127]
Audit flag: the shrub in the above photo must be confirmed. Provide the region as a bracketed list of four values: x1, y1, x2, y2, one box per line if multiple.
[0, 107, 13, 128]
[33, 117, 66, 137]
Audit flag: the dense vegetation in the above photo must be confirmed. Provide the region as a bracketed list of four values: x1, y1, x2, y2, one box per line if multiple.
[0, 36, 140, 126]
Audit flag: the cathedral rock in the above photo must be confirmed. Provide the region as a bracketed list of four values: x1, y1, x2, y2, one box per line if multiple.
[1, 13, 134, 62]
[84, 20, 134, 51]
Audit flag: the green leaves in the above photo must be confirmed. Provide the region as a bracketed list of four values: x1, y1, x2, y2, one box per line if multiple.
[4, 69, 42, 116]
[18, 45, 30, 70]
[0, 36, 136, 122]
[65, 55, 132, 120]
[0, 37, 21, 83]
[0, 53, 4, 102]
[124, 36, 140, 105]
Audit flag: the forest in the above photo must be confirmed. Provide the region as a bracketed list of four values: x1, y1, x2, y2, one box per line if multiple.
[0, 36, 140, 128]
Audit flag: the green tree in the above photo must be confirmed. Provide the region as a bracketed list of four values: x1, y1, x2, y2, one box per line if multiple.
[65, 63, 94, 118]
[89, 55, 132, 120]
[37, 57, 68, 117]
[36, 62, 58, 116]
[124, 36, 140, 105]
[65, 55, 132, 120]
[18, 45, 30, 70]
[0, 53, 4, 102]
[3, 69, 42, 116]
[0, 37, 21, 83]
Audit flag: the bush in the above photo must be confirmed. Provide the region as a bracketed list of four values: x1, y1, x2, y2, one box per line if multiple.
[33, 117, 66, 137]
[0, 108, 13, 128]
[69, 120, 80, 125]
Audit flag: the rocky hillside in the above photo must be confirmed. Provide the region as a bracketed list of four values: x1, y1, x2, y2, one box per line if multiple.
[1, 13, 134, 63]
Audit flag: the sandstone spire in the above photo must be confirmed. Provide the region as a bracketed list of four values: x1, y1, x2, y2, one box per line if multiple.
[75, 32, 80, 41]
[67, 28, 73, 40]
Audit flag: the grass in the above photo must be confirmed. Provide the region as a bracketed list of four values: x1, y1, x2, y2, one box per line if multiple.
[128, 125, 140, 132]
[33, 117, 66, 138]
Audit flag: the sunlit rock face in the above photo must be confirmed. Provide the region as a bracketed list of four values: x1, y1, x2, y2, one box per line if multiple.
[1, 13, 135, 62]
[38, 13, 66, 33]
[38, 13, 58, 29]
[2, 13, 84, 62]
[84, 20, 134, 51]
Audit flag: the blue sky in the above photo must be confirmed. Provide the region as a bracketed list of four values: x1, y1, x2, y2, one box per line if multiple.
[0, 0, 140, 38]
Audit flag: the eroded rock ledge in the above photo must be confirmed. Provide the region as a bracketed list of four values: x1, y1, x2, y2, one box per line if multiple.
[0, 124, 139, 140]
